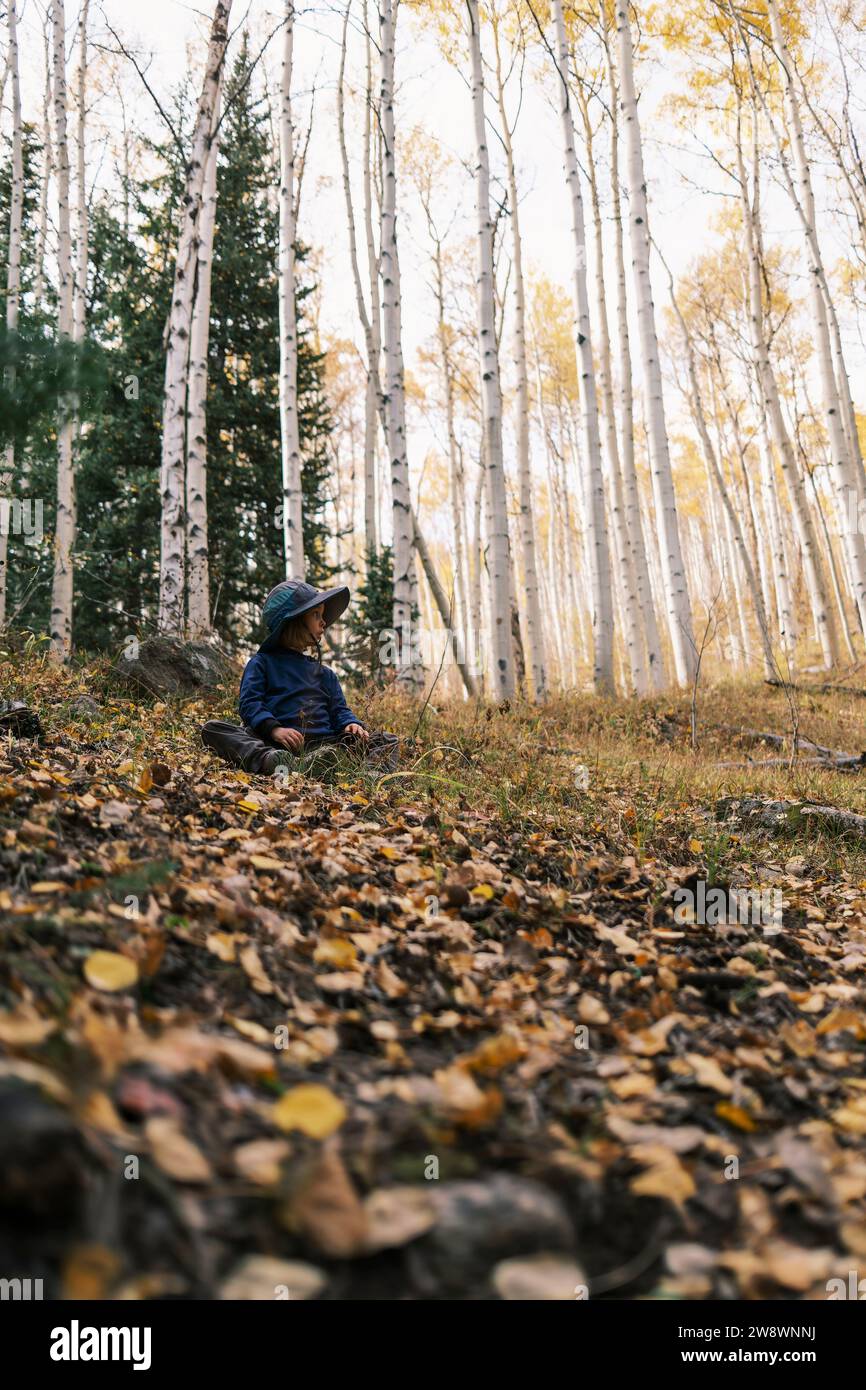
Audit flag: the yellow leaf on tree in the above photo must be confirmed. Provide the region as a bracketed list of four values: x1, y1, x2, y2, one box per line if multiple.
[84, 950, 139, 992]
[272, 1084, 346, 1139]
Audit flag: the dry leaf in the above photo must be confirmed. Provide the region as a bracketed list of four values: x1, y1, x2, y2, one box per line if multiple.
[272, 1084, 347, 1139]
[145, 1116, 212, 1183]
[84, 950, 139, 993]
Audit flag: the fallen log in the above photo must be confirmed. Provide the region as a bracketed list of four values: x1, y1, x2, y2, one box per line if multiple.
[716, 795, 866, 837]
[764, 678, 866, 699]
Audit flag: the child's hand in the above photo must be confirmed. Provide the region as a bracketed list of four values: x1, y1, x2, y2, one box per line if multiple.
[344, 723, 369, 742]
[273, 727, 304, 752]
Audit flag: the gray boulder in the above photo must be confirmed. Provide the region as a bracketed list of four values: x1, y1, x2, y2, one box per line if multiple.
[114, 636, 236, 698]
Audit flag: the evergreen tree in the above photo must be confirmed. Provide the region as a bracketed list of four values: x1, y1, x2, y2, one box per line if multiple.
[3, 41, 333, 652]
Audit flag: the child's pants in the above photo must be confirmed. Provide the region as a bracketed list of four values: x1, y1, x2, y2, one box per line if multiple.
[200, 720, 399, 774]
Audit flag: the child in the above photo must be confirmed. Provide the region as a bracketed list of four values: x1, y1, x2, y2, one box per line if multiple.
[201, 578, 398, 775]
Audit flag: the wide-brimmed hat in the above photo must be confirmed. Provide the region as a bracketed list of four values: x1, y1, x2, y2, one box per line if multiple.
[259, 578, 350, 653]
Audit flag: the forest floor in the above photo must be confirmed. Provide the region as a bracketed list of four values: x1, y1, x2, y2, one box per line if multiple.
[1, 651, 866, 1300]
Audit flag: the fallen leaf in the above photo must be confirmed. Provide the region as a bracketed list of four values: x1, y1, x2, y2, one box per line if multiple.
[272, 1084, 347, 1139]
[219, 1256, 325, 1300]
[145, 1116, 212, 1183]
[84, 950, 139, 993]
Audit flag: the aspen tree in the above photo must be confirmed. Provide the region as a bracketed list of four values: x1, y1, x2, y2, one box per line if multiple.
[490, 5, 546, 698]
[548, 0, 614, 694]
[186, 82, 222, 637]
[49, 0, 76, 661]
[278, 0, 304, 578]
[615, 1, 696, 683]
[158, 0, 233, 635]
[465, 0, 514, 699]
[0, 0, 24, 628]
[379, 0, 422, 686]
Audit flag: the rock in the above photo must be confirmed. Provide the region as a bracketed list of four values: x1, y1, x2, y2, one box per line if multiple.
[219, 1255, 326, 1301]
[492, 1253, 586, 1300]
[408, 1174, 574, 1296]
[114, 636, 235, 698]
[69, 694, 101, 717]
[0, 701, 42, 739]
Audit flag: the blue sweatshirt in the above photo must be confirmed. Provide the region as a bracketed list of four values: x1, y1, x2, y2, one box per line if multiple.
[239, 648, 363, 741]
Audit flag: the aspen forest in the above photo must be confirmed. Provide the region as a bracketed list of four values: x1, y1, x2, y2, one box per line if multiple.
[2, 0, 866, 1326]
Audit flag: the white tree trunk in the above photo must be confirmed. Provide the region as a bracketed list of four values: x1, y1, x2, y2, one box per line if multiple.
[576, 76, 648, 694]
[278, 1, 304, 579]
[0, 0, 24, 628]
[185, 83, 222, 638]
[379, 0, 421, 686]
[492, 19, 546, 700]
[466, 0, 514, 700]
[72, 0, 89, 348]
[551, 0, 614, 695]
[34, 18, 54, 309]
[49, 0, 76, 661]
[733, 111, 839, 668]
[615, 1, 696, 684]
[158, 0, 233, 635]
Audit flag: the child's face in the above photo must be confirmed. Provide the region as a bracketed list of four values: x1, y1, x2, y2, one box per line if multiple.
[303, 604, 326, 644]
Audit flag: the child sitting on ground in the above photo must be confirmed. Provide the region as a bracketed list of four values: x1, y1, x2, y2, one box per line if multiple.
[201, 579, 398, 775]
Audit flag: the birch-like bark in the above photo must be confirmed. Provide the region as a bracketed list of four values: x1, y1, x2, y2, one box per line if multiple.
[158, 0, 233, 635]
[380, 0, 421, 685]
[745, 1, 866, 640]
[0, 0, 24, 628]
[492, 15, 546, 699]
[185, 84, 222, 637]
[551, 1, 614, 692]
[72, 0, 89, 347]
[278, 1, 304, 578]
[600, 10, 664, 690]
[615, 1, 695, 684]
[664, 262, 775, 676]
[338, 1, 379, 554]
[730, 112, 838, 667]
[576, 75, 647, 694]
[34, 19, 54, 309]
[466, 0, 514, 699]
[49, 0, 76, 661]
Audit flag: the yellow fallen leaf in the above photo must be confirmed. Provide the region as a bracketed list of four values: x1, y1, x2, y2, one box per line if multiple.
[313, 938, 358, 969]
[686, 1053, 734, 1096]
[31, 881, 66, 894]
[689, 839, 703, 854]
[631, 1154, 695, 1204]
[237, 799, 260, 814]
[62, 1244, 122, 1300]
[239, 945, 274, 995]
[249, 854, 285, 871]
[145, 1116, 212, 1183]
[84, 950, 139, 992]
[715, 1101, 758, 1132]
[0, 1009, 57, 1046]
[378, 846, 400, 861]
[233, 1138, 291, 1186]
[471, 883, 495, 900]
[816, 1007, 866, 1039]
[833, 1098, 866, 1135]
[465, 1031, 524, 1075]
[206, 931, 238, 962]
[272, 1084, 347, 1139]
[137, 766, 153, 794]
